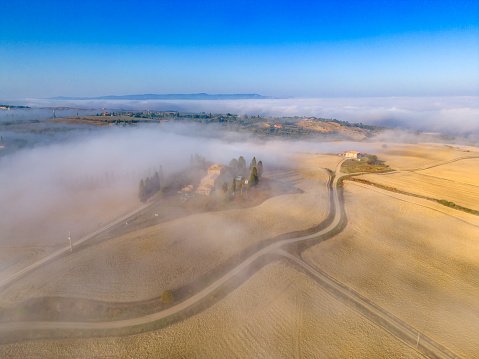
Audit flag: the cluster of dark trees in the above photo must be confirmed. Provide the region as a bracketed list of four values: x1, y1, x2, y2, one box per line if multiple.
[228, 156, 263, 192]
[85, 111, 384, 138]
[367, 154, 379, 165]
[329, 118, 381, 131]
[229, 156, 247, 173]
[190, 153, 211, 169]
[138, 170, 161, 202]
[248, 156, 263, 187]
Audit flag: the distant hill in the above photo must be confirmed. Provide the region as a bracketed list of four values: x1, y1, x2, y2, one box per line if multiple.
[49, 93, 291, 101]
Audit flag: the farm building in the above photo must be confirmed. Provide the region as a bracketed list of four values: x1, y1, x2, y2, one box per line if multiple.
[178, 185, 193, 193]
[340, 151, 362, 159]
[234, 176, 249, 190]
[196, 164, 225, 195]
[208, 164, 226, 175]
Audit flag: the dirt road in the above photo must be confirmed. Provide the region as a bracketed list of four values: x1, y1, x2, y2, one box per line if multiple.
[0, 202, 151, 289]
[278, 250, 460, 359]
[0, 159, 462, 358]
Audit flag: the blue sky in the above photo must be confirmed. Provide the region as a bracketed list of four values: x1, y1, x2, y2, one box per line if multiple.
[1, 0, 478, 98]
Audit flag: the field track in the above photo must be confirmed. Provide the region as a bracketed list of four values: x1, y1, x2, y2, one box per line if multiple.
[279, 250, 460, 359]
[411, 155, 479, 172]
[0, 158, 464, 358]
[0, 202, 151, 289]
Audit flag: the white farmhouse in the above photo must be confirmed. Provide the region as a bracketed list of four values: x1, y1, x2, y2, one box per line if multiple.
[340, 151, 362, 159]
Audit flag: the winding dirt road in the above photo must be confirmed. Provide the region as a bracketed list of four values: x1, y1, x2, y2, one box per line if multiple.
[0, 161, 344, 331]
[0, 159, 462, 358]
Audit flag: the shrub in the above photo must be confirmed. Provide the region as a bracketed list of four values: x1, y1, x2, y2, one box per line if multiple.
[161, 290, 174, 304]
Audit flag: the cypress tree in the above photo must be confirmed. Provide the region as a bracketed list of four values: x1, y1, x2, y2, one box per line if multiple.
[152, 171, 161, 192]
[257, 161, 263, 177]
[249, 157, 256, 171]
[139, 179, 147, 202]
[145, 177, 151, 197]
[238, 156, 246, 173]
[229, 158, 238, 169]
[249, 167, 259, 187]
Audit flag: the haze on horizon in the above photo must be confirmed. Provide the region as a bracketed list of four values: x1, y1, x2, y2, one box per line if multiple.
[1, 0, 478, 100]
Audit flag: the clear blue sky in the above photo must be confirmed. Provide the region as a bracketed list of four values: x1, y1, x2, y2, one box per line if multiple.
[1, 0, 478, 98]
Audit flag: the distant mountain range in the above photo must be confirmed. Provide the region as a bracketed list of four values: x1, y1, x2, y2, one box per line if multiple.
[49, 93, 291, 101]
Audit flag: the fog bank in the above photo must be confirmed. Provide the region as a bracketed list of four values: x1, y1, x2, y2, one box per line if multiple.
[17, 96, 479, 136]
[0, 122, 346, 249]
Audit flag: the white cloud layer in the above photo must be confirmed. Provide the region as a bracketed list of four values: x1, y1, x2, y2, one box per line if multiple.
[22, 96, 479, 136]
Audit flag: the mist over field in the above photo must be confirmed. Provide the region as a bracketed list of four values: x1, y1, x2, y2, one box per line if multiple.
[0, 121, 344, 250]
[1, 94, 477, 254]
[2, 0, 479, 354]
[1, 96, 477, 247]
[15, 95, 479, 137]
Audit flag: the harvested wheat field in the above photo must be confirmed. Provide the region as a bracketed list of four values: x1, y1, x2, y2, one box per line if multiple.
[418, 157, 479, 186]
[303, 181, 479, 358]
[293, 153, 343, 172]
[0, 184, 141, 283]
[0, 162, 331, 306]
[355, 142, 478, 170]
[357, 169, 479, 210]
[0, 261, 424, 358]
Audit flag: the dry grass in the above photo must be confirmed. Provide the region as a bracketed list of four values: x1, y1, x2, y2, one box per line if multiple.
[0, 184, 140, 283]
[0, 246, 54, 274]
[0, 159, 331, 305]
[303, 182, 479, 358]
[4, 147, 477, 357]
[340, 159, 390, 173]
[291, 154, 343, 172]
[352, 142, 478, 170]
[297, 120, 376, 140]
[357, 171, 479, 211]
[419, 157, 479, 186]
[0, 261, 424, 358]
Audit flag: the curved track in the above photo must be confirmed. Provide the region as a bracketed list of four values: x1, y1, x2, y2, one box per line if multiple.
[0, 161, 344, 331]
[0, 160, 462, 358]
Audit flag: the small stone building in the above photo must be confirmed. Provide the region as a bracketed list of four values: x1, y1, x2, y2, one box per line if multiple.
[340, 151, 362, 159]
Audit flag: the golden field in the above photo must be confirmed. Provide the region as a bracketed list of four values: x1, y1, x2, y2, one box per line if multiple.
[352, 142, 478, 170]
[418, 157, 479, 186]
[2, 144, 479, 358]
[0, 159, 334, 306]
[0, 261, 423, 358]
[303, 181, 479, 358]
[357, 169, 479, 210]
[0, 185, 140, 281]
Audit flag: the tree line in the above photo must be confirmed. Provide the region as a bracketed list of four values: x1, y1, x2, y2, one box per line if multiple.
[138, 168, 163, 202]
[228, 155, 263, 193]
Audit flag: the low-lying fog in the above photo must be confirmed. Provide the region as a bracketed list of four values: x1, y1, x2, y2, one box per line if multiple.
[0, 102, 477, 264]
[19, 95, 479, 137]
[0, 122, 348, 252]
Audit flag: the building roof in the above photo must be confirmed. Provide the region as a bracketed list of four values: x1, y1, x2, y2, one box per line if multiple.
[345, 151, 361, 154]
[209, 164, 225, 170]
